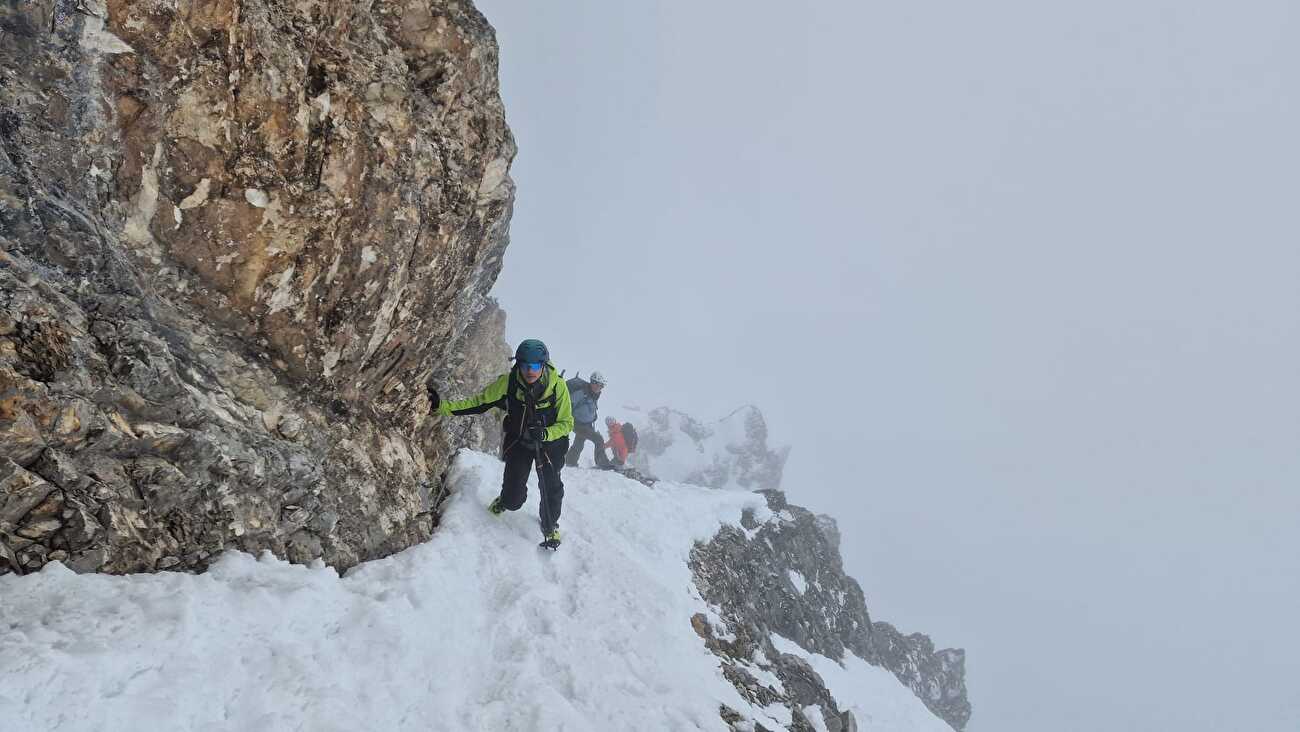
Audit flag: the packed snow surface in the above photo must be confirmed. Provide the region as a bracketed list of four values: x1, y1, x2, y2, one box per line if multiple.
[1, 449, 952, 731]
[1, 451, 764, 731]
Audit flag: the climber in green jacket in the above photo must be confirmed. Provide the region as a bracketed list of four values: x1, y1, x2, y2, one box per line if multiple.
[427, 339, 573, 547]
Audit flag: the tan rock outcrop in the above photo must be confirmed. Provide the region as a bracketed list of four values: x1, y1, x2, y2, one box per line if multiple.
[0, 0, 513, 574]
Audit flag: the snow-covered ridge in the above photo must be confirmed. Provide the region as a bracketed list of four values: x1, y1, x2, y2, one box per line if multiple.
[627, 405, 790, 492]
[0, 450, 951, 732]
[620, 403, 969, 729]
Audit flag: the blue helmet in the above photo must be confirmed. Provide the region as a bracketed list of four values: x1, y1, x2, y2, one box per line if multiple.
[514, 339, 550, 364]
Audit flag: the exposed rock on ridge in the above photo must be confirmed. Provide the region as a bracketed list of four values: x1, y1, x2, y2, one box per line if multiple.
[634, 405, 971, 729]
[1, 0, 514, 574]
[631, 405, 789, 492]
[691, 491, 972, 731]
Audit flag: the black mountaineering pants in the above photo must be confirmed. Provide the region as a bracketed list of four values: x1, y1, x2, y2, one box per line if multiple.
[500, 436, 570, 532]
[565, 421, 610, 468]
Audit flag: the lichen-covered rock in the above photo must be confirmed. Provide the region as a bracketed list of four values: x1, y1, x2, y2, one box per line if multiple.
[691, 490, 971, 730]
[0, 0, 514, 574]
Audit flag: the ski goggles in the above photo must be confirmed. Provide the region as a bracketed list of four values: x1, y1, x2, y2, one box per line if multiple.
[520, 361, 543, 371]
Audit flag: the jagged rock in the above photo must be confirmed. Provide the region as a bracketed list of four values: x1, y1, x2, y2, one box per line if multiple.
[1, 459, 58, 528]
[691, 612, 712, 639]
[276, 413, 306, 441]
[66, 547, 108, 574]
[0, 0, 515, 575]
[720, 705, 745, 727]
[814, 513, 841, 552]
[869, 622, 970, 728]
[20, 543, 49, 570]
[631, 405, 789, 491]
[29, 449, 86, 491]
[692, 489, 971, 730]
[59, 502, 104, 551]
[285, 529, 324, 564]
[16, 514, 62, 540]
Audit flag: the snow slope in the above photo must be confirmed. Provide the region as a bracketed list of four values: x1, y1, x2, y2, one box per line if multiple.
[1, 449, 946, 731]
[770, 635, 953, 732]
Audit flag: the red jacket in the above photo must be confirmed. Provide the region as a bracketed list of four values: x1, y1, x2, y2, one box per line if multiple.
[605, 421, 629, 464]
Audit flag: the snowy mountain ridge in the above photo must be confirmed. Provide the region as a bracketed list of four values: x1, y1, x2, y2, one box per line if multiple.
[624, 404, 970, 730]
[1, 450, 956, 732]
[624, 404, 790, 492]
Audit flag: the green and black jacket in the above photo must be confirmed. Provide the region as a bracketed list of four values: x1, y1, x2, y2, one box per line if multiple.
[437, 364, 574, 447]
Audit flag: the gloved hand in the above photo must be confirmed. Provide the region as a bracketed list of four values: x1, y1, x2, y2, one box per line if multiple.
[518, 424, 543, 451]
[426, 383, 440, 412]
[527, 424, 547, 445]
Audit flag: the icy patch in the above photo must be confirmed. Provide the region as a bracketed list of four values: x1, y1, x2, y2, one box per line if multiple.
[788, 569, 808, 595]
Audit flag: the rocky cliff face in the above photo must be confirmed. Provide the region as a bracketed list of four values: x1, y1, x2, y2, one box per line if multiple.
[0, 0, 513, 575]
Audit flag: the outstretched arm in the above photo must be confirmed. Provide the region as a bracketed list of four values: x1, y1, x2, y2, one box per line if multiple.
[435, 373, 510, 416]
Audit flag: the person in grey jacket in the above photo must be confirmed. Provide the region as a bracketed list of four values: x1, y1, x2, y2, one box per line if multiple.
[565, 371, 611, 468]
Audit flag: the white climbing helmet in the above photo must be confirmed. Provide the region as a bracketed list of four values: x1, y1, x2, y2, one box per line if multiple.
[589, 371, 607, 386]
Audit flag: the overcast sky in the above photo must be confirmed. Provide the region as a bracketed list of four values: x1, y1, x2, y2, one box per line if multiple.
[474, 1, 1300, 730]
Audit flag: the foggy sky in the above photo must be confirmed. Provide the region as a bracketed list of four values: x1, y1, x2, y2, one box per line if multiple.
[473, 1, 1300, 730]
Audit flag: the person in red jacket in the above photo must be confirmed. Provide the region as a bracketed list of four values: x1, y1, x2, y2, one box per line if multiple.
[603, 417, 636, 467]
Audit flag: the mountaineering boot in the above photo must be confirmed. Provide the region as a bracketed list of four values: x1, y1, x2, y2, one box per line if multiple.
[539, 528, 561, 550]
[487, 496, 505, 515]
